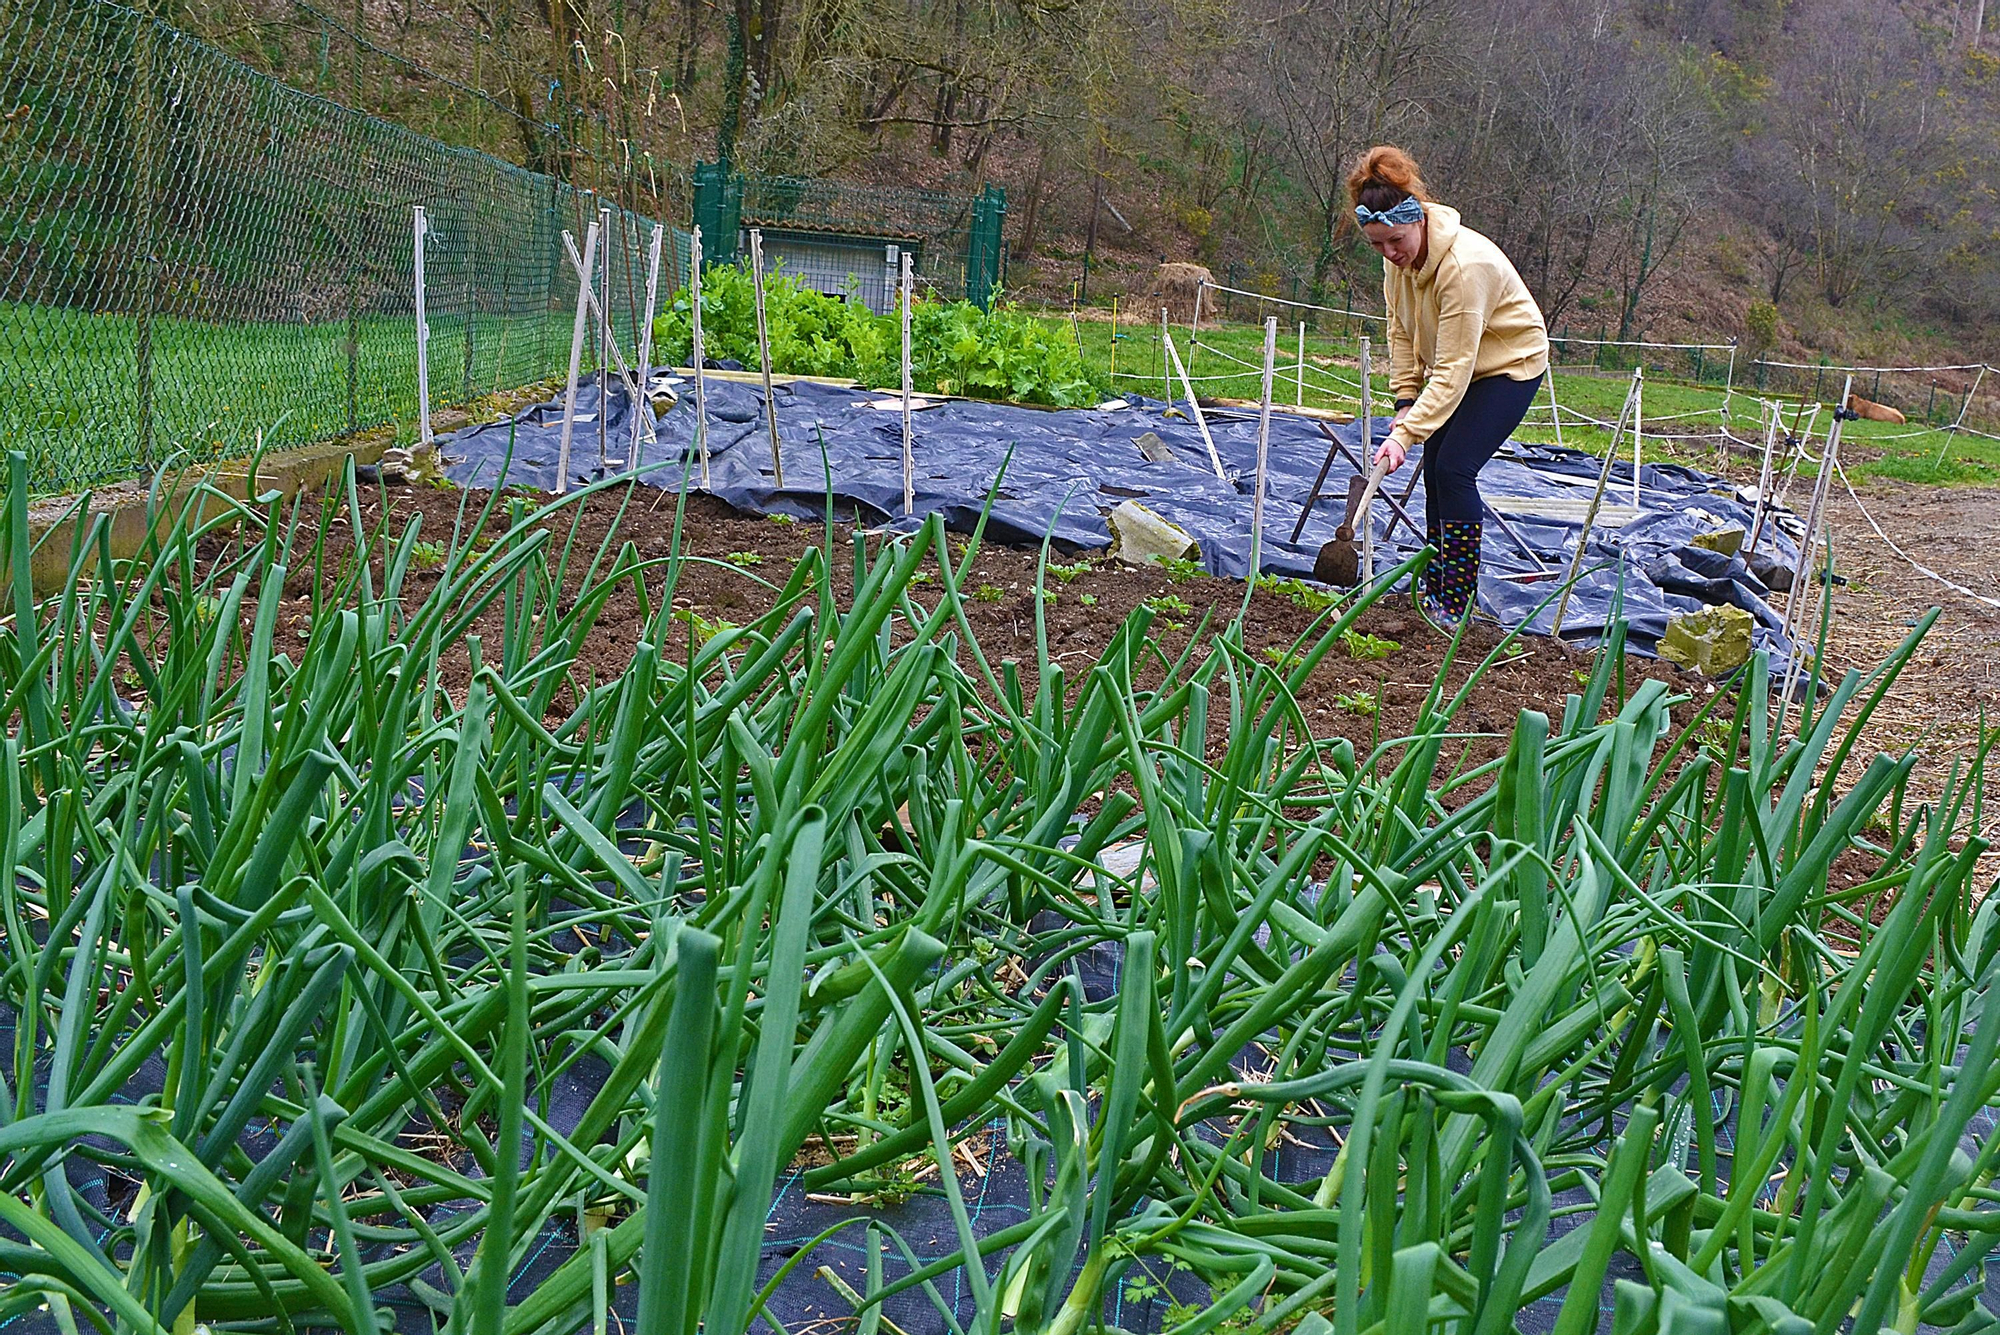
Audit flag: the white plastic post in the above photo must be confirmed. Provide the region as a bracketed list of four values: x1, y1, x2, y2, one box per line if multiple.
[1159, 306, 1170, 405]
[1358, 336, 1375, 582]
[1631, 365, 1645, 507]
[413, 206, 432, 450]
[598, 206, 613, 468]
[554, 217, 600, 496]
[628, 223, 664, 468]
[1162, 331, 1226, 481]
[901, 251, 914, 517]
[1296, 321, 1306, 408]
[1252, 317, 1277, 575]
[690, 226, 709, 488]
[748, 228, 784, 488]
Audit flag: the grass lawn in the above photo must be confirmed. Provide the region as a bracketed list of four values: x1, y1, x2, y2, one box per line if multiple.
[2, 302, 578, 494]
[1037, 311, 2000, 486]
[10, 296, 1990, 496]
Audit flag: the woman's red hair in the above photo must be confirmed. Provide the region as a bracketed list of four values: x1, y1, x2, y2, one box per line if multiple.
[1347, 145, 1432, 214]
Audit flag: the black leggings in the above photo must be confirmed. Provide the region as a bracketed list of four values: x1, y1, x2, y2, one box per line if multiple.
[1419, 372, 1543, 527]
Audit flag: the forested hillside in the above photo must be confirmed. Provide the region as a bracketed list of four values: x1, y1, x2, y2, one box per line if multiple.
[184, 0, 1999, 360]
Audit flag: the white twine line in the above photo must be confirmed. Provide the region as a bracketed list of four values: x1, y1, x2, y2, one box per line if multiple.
[1833, 455, 2000, 614]
[1198, 279, 1388, 323]
[1526, 403, 1731, 444]
[1194, 339, 1366, 392]
[1751, 358, 1995, 375]
[1552, 335, 1737, 351]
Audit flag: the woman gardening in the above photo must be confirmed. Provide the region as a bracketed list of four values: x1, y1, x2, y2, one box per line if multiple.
[1352, 145, 1549, 624]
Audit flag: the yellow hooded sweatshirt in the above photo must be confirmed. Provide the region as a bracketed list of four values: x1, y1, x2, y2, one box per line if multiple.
[1383, 203, 1549, 452]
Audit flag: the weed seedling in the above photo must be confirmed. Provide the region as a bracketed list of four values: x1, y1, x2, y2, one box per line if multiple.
[1341, 628, 1400, 661]
[671, 607, 738, 645]
[725, 551, 764, 567]
[974, 583, 1007, 603]
[1254, 573, 1341, 613]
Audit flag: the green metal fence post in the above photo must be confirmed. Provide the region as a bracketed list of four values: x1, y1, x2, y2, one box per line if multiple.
[966, 184, 1006, 309]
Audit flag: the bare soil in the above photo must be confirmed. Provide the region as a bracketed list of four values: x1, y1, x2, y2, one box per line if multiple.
[1815, 480, 2000, 804]
[230, 483, 1718, 792]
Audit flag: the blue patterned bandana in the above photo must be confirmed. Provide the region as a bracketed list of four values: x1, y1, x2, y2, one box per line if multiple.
[1354, 196, 1425, 228]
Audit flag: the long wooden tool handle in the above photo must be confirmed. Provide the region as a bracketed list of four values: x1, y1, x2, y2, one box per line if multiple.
[1356, 454, 1392, 582]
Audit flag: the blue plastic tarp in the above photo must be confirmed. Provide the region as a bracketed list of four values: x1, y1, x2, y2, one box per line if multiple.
[442, 372, 1804, 666]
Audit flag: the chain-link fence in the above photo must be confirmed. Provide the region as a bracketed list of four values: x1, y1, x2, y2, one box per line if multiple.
[0, 0, 686, 495]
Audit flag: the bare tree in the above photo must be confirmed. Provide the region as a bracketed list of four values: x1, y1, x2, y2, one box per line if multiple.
[1768, 0, 1952, 308]
[1607, 52, 1711, 338]
[1254, 0, 1467, 297]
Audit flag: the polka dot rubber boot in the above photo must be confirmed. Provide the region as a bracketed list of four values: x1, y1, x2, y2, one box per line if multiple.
[1425, 519, 1482, 621]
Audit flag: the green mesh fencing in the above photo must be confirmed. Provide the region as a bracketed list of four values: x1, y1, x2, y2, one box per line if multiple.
[695, 161, 1005, 308]
[0, 0, 687, 495]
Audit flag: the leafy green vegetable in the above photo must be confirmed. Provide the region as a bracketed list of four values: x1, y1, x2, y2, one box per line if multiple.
[652, 264, 1106, 407]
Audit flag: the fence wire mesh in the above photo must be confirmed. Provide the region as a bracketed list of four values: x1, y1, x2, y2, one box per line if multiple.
[0, 0, 686, 495]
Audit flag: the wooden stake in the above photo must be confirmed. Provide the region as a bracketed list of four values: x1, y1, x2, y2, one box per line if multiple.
[598, 206, 612, 468]
[554, 217, 600, 495]
[1777, 377, 1850, 731]
[690, 226, 709, 488]
[1296, 321, 1306, 408]
[1543, 369, 1567, 453]
[629, 223, 664, 469]
[901, 251, 915, 517]
[1744, 400, 1781, 558]
[1187, 280, 1203, 375]
[560, 228, 643, 466]
[1549, 367, 1643, 639]
[1252, 317, 1276, 574]
[749, 229, 784, 488]
[1358, 336, 1375, 582]
[1162, 331, 1226, 481]
[1631, 365, 1644, 507]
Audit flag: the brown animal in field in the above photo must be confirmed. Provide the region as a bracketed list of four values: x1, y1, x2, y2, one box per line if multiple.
[1846, 393, 1906, 425]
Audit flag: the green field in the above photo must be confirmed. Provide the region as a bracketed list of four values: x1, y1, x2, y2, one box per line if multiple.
[1040, 312, 2000, 486]
[1, 303, 579, 494]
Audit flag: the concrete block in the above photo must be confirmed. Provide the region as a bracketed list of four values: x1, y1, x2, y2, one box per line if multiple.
[1690, 525, 1746, 557]
[1658, 604, 1755, 676]
[1746, 550, 1795, 592]
[1106, 500, 1199, 568]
